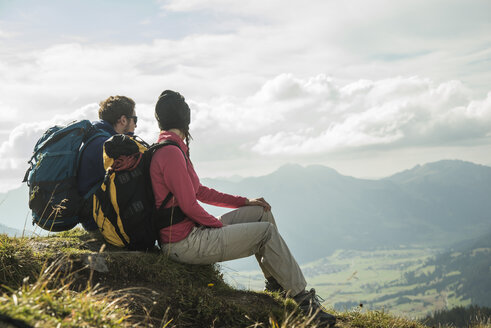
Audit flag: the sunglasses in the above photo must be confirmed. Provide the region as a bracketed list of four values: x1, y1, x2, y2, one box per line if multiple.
[127, 115, 138, 124]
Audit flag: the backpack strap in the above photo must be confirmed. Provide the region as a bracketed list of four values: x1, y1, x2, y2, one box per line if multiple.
[77, 126, 112, 166]
[149, 140, 188, 229]
[76, 126, 113, 199]
[148, 140, 188, 164]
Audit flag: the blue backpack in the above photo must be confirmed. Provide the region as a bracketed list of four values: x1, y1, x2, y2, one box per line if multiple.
[23, 120, 111, 231]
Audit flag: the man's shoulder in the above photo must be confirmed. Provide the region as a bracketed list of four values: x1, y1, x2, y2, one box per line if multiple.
[91, 120, 116, 136]
[82, 135, 109, 159]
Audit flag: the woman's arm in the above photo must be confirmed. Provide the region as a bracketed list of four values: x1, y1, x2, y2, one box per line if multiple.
[196, 184, 247, 208]
[197, 185, 271, 211]
[157, 147, 223, 228]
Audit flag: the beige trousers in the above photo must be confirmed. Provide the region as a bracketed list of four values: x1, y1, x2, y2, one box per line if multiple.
[161, 206, 307, 295]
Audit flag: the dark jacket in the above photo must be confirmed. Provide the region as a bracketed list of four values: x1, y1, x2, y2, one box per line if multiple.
[77, 120, 117, 197]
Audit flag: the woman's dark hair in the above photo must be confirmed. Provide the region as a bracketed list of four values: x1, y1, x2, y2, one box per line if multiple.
[182, 126, 193, 159]
[98, 96, 135, 125]
[155, 90, 190, 131]
[155, 90, 192, 158]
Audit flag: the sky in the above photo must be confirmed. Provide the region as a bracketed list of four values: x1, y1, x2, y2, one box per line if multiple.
[0, 0, 490, 192]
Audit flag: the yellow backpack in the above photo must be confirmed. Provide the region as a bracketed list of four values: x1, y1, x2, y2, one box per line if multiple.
[92, 135, 187, 250]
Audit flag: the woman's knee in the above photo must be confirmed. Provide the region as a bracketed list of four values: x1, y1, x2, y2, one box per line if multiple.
[241, 205, 266, 221]
[258, 222, 274, 245]
[244, 205, 274, 222]
[260, 208, 275, 224]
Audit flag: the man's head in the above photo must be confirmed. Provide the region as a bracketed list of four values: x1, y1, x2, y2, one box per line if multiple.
[99, 96, 137, 134]
[155, 90, 190, 132]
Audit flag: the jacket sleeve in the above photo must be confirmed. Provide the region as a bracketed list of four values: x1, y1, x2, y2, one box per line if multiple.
[160, 147, 223, 228]
[197, 184, 247, 208]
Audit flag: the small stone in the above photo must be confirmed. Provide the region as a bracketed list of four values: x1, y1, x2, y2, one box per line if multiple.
[82, 254, 109, 273]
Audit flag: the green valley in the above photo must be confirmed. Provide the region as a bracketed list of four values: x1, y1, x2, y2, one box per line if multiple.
[223, 237, 491, 320]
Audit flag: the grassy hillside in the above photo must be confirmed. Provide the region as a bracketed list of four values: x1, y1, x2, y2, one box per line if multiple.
[0, 230, 488, 327]
[0, 230, 288, 327]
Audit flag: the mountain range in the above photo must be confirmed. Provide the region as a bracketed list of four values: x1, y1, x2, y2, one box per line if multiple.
[202, 159, 491, 262]
[0, 185, 30, 235]
[1, 160, 490, 264]
[0, 223, 23, 236]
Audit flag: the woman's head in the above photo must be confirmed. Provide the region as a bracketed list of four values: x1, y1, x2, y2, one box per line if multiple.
[155, 90, 193, 158]
[155, 90, 190, 132]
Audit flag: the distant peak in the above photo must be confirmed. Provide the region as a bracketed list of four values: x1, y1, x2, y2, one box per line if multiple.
[305, 164, 340, 175]
[276, 163, 303, 172]
[409, 159, 485, 173]
[386, 159, 490, 183]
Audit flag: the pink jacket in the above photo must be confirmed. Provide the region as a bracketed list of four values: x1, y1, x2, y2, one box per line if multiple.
[150, 131, 247, 243]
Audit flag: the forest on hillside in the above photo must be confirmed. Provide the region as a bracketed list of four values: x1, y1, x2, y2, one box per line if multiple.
[332, 231, 491, 312]
[422, 305, 491, 327]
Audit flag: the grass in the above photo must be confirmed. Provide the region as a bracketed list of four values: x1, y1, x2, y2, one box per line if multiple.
[0, 234, 42, 292]
[1, 229, 489, 327]
[0, 258, 132, 327]
[0, 229, 287, 327]
[336, 307, 426, 328]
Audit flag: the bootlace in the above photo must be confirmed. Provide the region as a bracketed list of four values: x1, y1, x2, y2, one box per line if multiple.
[308, 289, 327, 311]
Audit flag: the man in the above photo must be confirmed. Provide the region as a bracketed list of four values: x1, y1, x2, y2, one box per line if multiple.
[77, 95, 137, 231]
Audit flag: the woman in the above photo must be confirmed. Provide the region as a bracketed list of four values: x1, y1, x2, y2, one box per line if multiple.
[150, 90, 336, 327]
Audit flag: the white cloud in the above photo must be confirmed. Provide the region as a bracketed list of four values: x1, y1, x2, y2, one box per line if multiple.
[0, 30, 9, 38]
[158, 0, 491, 96]
[1, 0, 490, 122]
[0, 0, 490, 189]
[150, 73, 490, 158]
[0, 104, 97, 190]
[160, 0, 491, 48]
[247, 75, 491, 155]
[1, 73, 490, 191]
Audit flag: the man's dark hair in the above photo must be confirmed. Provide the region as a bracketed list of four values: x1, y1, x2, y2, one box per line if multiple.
[98, 96, 135, 126]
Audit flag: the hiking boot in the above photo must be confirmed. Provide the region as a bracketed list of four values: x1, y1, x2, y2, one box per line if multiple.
[294, 289, 336, 327]
[264, 277, 286, 296]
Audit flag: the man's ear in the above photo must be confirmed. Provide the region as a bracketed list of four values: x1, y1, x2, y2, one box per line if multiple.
[118, 115, 128, 125]
[114, 115, 127, 134]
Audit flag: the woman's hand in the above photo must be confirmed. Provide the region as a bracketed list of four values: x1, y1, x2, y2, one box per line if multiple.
[245, 197, 271, 212]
